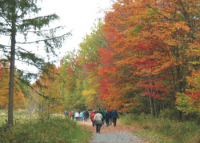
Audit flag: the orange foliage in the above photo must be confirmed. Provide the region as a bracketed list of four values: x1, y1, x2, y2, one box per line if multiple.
[0, 62, 26, 109]
[98, 0, 200, 112]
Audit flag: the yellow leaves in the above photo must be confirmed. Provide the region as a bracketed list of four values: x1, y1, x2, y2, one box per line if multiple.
[87, 96, 94, 103]
[82, 90, 97, 96]
[176, 93, 200, 114]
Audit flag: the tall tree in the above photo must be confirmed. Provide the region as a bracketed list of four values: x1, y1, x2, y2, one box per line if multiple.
[78, 22, 107, 109]
[0, 0, 70, 125]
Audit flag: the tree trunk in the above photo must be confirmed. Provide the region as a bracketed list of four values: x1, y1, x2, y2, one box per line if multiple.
[8, 2, 16, 126]
[153, 98, 157, 117]
[149, 94, 153, 115]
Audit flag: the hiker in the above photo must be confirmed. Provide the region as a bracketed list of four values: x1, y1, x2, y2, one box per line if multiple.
[80, 111, 84, 121]
[111, 108, 119, 127]
[98, 107, 105, 126]
[69, 111, 72, 120]
[105, 110, 111, 126]
[73, 111, 76, 120]
[101, 108, 106, 125]
[84, 110, 89, 122]
[107, 109, 112, 125]
[94, 110, 103, 133]
[75, 111, 80, 121]
[90, 111, 96, 127]
[64, 110, 68, 117]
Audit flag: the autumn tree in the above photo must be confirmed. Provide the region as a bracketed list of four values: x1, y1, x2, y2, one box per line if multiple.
[78, 22, 107, 109]
[60, 51, 87, 111]
[0, 61, 26, 109]
[35, 63, 64, 118]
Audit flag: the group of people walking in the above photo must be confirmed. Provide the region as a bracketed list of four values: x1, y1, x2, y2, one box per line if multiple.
[64, 108, 119, 134]
[64, 110, 90, 121]
[90, 108, 119, 133]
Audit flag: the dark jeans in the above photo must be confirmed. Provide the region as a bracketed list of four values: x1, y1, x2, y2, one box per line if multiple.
[106, 119, 109, 126]
[92, 120, 95, 127]
[84, 117, 88, 121]
[96, 124, 101, 133]
[113, 118, 117, 126]
[109, 118, 112, 125]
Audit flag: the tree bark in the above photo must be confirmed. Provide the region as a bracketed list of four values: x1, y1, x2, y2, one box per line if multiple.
[8, 2, 16, 126]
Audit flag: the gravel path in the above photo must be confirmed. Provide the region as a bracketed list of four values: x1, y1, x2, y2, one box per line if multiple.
[78, 121, 146, 143]
[90, 133, 144, 143]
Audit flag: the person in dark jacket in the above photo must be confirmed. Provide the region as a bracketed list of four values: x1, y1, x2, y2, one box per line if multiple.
[105, 110, 111, 126]
[111, 108, 119, 127]
[64, 110, 68, 117]
[84, 111, 89, 121]
[107, 109, 112, 125]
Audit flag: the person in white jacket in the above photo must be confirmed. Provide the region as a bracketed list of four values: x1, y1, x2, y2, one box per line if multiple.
[75, 111, 80, 121]
[94, 111, 103, 133]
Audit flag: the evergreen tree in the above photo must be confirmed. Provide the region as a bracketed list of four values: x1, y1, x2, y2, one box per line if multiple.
[0, 0, 71, 125]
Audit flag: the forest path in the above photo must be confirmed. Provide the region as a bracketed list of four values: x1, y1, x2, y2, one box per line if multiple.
[78, 120, 146, 143]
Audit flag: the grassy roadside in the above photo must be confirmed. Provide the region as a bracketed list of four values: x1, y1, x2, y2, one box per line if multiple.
[120, 114, 200, 143]
[0, 110, 92, 143]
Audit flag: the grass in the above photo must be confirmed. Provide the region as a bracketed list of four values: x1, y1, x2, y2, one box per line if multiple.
[0, 109, 38, 126]
[0, 110, 92, 143]
[120, 114, 200, 143]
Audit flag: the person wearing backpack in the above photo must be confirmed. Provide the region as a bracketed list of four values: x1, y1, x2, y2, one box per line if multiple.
[94, 111, 103, 133]
[91, 111, 96, 127]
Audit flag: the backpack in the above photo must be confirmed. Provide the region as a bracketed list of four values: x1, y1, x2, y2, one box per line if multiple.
[102, 110, 106, 117]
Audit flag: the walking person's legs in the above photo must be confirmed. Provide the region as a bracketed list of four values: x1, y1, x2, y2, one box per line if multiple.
[113, 118, 117, 126]
[106, 119, 109, 126]
[96, 124, 98, 133]
[99, 124, 102, 133]
[92, 121, 95, 127]
[96, 124, 101, 133]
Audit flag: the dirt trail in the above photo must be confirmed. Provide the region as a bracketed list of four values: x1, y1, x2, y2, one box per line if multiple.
[78, 121, 146, 143]
[78, 120, 142, 134]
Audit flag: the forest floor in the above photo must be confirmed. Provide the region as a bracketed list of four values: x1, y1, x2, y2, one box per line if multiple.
[78, 120, 146, 143]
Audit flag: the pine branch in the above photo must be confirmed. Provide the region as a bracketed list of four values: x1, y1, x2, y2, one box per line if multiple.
[14, 75, 49, 99]
[16, 32, 71, 44]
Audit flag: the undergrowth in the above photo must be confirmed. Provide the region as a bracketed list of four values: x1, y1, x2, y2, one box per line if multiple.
[120, 114, 200, 143]
[0, 116, 92, 143]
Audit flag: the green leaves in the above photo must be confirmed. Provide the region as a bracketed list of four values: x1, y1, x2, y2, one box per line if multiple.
[131, 24, 144, 36]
